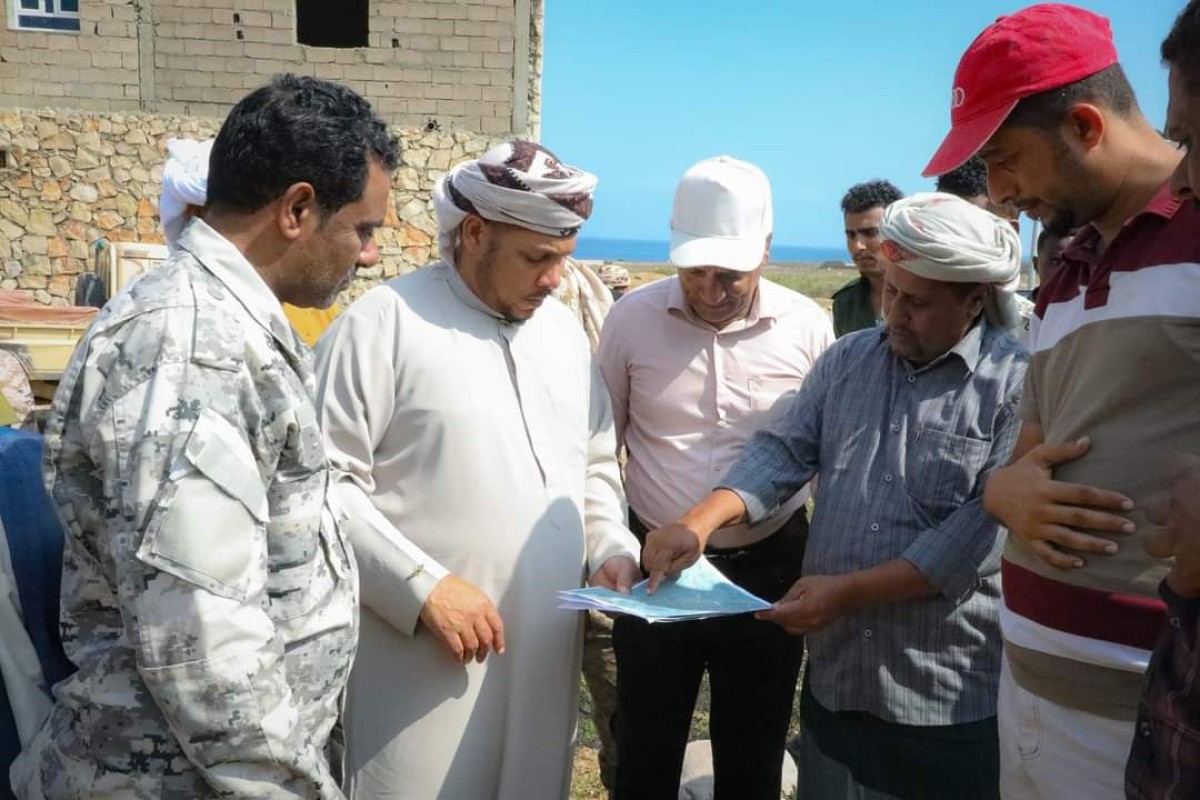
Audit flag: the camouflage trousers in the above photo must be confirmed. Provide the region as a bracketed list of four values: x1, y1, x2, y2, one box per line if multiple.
[582, 609, 618, 795]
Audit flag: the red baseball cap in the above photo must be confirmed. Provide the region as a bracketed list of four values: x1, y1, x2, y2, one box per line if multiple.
[922, 3, 1118, 178]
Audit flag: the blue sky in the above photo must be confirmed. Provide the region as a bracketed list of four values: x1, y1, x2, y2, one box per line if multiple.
[541, 1, 1183, 251]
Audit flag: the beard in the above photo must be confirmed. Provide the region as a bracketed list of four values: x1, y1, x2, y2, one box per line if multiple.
[298, 260, 355, 309]
[1038, 135, 1093, 236]
[474, 239, 511, 319]
[475, 239, 551, 323]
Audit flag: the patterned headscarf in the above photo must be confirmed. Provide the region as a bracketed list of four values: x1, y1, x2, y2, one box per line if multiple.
[880, 192, 1023, 330]
[432, 141, 598, 266]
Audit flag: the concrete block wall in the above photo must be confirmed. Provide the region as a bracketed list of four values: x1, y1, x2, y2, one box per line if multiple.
[0, 108, 499, 304]
[0, 0, 540, 135]
[0, 0, 542, 303]
[0, 1, 141, 111]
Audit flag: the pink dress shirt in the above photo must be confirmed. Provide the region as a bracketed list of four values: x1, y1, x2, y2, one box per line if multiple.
[597, 276, 834, 546]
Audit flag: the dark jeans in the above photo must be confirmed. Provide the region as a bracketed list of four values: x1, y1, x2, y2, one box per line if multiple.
[613, 508, 808, 800]
[798, 681, 1000, 800]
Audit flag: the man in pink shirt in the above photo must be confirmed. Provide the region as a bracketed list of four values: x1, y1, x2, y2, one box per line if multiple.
[597, 156, 833, 798]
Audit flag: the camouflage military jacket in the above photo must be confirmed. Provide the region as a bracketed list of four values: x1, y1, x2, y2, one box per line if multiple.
[11, 220, 358, 799]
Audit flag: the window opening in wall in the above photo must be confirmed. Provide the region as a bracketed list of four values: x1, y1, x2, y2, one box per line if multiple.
[8, 0, 81, 33]
[0, 149, 9, 169]
[296, 0, 368, 48]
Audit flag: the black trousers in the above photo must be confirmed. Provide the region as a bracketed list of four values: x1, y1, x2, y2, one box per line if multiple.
[613, 509, 808, 800]
[798, 681, 1000, 800]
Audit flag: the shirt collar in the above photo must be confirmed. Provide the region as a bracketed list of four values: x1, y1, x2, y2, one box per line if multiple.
[665, 275, 777, 332]
[1064, 181, 1185, 264]
[882, 318, 985, 376]
[177, 218, 299, 353]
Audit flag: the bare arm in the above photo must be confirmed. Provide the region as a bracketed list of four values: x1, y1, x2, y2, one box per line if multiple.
[641, 489, 748, 591]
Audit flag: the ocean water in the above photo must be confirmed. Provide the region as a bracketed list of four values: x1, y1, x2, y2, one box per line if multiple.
[574, 236, 847, 265]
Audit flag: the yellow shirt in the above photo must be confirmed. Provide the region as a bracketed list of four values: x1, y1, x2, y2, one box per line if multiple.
[282, 304, 342, 347]
[0, 391, 15, 427]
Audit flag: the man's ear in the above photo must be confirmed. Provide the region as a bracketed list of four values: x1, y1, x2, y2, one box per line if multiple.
[972, 285, 990, 317]
[760, 233, 773, 268]
[459, 214, 489, 256]
[1062, 103, 1107, 154]
[276, 182, 318, 241]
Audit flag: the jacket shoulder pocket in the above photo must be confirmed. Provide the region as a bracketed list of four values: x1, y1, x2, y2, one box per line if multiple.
[136, 408, 269, 600]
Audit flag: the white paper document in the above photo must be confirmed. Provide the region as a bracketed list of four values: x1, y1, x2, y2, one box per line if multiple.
[557, 556, 772, 622]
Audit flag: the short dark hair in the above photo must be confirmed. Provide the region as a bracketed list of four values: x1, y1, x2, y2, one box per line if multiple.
[1163, 0, 1200, 91]
[840, 180, 903, 214]
[1003, 64, 1138, 131]
[208, 74, 400, 218]
[935, 156, 988, 199]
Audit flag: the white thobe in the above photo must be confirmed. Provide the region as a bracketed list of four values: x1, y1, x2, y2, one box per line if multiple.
[314, 262, 639, 800]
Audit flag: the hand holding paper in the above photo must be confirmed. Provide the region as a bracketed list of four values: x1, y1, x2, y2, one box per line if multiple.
[558, 556, 770, 623]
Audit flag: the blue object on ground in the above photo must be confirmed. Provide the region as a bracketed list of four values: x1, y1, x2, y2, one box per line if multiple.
[0, 428, 76, 688]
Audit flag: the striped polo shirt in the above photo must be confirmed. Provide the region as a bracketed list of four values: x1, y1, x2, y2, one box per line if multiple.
[1003, 184, 1200, 721]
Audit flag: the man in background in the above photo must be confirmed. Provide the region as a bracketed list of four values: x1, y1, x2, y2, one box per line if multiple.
[1032, 228, 1075, 288]
[936, 155, 1022, 225]
[832, 180, 903, 337]
[1126, 1, 1200, 797]
[550, 257, 622, 796]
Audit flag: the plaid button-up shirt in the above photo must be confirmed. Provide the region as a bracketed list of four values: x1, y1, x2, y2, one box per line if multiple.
[1125, 582, 1200, 800]
[721, 322, 1027, 725]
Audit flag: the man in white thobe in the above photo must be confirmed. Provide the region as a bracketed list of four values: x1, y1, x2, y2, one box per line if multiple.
[314, 141, 642, 800]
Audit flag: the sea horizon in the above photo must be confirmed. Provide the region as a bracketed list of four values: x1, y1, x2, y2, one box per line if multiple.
[574, 236, 847, 265]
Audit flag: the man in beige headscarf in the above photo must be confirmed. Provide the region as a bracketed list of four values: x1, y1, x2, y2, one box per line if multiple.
[315, 141, 640, 799]
[642, 192, 1027, 798]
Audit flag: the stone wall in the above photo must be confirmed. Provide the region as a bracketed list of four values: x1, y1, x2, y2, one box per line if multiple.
[0, 0, 541, 136]
[0, 108, 496, 305]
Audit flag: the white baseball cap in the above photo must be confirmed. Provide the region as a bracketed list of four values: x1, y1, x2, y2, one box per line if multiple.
[669, 156, 772, 272]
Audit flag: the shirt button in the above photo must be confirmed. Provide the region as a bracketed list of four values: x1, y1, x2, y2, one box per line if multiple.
[890, 423, 900, 433]
[907, 375, 916, 383]
[1170, 617, 1182, 629]
[1140, 721, 1152, 737]
[863, 629, 873, 638]
[717, 419, 729, 428]
[870, 523, 880, 532]
[884, 474, 893, 483]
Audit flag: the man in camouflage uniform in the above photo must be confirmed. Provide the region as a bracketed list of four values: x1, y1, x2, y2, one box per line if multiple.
[10, 75, 398, 799]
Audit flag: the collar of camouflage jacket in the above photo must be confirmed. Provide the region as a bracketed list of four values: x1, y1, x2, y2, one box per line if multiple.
[176, 219, 304, 357]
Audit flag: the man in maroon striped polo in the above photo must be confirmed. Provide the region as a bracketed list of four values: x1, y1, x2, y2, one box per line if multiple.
[925, 4, 1200, 798]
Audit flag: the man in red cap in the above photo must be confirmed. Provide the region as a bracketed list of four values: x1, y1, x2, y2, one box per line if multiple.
[926, 3, 1200, 798]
